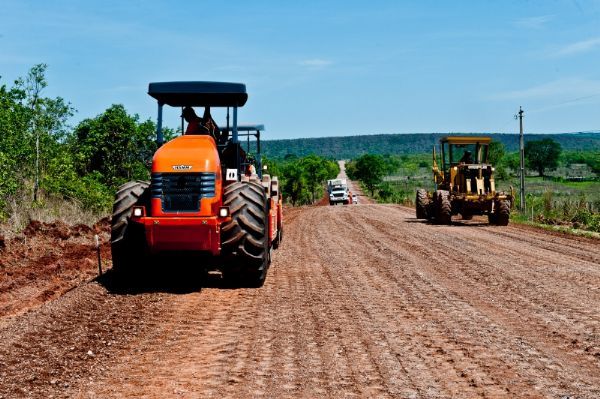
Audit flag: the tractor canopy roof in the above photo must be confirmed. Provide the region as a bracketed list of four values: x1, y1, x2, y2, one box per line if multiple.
[148, 81, 247, 107]
[220, 124, 265, 132]
[441, 136, 492, 145]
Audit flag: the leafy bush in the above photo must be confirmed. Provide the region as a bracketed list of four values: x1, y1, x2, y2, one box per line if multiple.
[267, 155, 339, 206]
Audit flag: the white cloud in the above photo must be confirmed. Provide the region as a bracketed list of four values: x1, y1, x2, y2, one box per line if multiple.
[489, 78, 600, 101]
[514, 15, 553, 29]
[299, 58, 333, 69]
[553, 37, 600, 57]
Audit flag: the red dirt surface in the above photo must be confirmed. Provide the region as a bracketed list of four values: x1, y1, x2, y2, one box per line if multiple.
[0, 202, 599, 398]
[0, 218, 111, 319]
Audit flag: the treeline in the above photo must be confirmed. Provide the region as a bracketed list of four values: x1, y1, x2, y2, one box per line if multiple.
[264, 155, 339, 206]
[0, 65, 338, 223]
[0, 65, 168, 221]
[3, 64, 595, 223]
[346, 138, 599, 205]
[262, 132, 600, 159]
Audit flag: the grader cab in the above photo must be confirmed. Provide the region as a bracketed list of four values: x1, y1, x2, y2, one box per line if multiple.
[110, 82, 282, 287]
[416, 136, 513, 225]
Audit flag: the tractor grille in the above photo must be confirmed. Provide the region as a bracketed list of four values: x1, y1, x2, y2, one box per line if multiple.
[151, 173, 216, 212]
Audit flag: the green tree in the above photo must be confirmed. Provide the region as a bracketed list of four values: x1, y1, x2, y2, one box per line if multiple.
[0, 65, 74, 216]
[299, 155, 332, 203]
[69, 104, 157, 188]
[525, 138, 562, 177]
[382, 154, 401, 175]
[352, 154, 387, 196]
[281, 162, 307, 206]
[503, 152, 520, 175]
[488, 140, 505, 165]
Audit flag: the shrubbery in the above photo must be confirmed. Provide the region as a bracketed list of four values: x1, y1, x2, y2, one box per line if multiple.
[0, 65, 158, 225]
[265, 155, 339, 206]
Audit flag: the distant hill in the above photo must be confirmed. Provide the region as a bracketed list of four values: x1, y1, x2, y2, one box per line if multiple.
[262, 132, 600, 159]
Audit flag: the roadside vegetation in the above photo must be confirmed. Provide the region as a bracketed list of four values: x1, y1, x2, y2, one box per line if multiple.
[264, 155, 339, 206]
[347, 140, 600, 233]
[262, 132, 600, 159]
[0, 65, 172, 234]
[1, 64, 597, 233]
[0, 65, 339, 234]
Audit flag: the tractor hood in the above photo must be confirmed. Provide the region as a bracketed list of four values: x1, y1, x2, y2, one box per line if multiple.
[152, 135, 221, 174]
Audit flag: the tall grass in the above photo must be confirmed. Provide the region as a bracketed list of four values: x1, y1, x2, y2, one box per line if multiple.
[0, 190, 108, 238]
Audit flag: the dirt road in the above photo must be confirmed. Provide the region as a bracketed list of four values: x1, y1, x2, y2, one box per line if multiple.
[1, 204, 599, 398]
[338, 160, 373, 204]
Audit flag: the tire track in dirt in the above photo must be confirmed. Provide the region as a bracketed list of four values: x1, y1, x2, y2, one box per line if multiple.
[322, 206, 532, 397]
[0, 281, 172, 398]
[340, 205, 600, 396]
[0, 203, 598, 398]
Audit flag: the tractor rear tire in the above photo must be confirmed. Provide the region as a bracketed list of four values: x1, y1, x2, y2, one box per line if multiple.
[436, 190, 452, 225]
[492, 200, 510, 226]
[221, 181, 270, 287]
[416, 189, 429, 219]
[110, 181, 150, 272]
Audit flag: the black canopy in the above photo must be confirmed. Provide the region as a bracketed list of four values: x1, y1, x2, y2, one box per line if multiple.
[148, 81, 248, 107]
[220, 124, 264, 132]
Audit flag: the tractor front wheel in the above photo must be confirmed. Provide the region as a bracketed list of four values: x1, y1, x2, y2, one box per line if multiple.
[221, 181, 270, 287]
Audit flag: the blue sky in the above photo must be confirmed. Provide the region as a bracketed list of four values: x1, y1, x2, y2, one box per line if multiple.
[1, 0, 600, 139]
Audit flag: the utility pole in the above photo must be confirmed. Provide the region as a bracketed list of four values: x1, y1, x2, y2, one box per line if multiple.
[518, 106, 525, 211]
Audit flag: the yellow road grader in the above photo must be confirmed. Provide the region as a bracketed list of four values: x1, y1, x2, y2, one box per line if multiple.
[416, 136, 513, 225]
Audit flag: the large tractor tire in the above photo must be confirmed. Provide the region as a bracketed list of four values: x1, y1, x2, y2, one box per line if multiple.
[435, 190, 452, 225]
[221, 181, 270, 287]
[415, 189, 429, 219]
[489, 200, 510, 226]
[111, 181, 150, 271]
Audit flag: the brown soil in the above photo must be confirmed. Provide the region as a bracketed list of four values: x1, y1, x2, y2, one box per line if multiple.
[0, 218, 111, 319]
[0, 205, 599, 398]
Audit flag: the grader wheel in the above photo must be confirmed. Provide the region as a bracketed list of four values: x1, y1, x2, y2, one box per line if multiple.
[436, 190, 452, 225]
[490, 200, 510, 226]
[415, 189, 429, 219]
[461, 212, 473, 220]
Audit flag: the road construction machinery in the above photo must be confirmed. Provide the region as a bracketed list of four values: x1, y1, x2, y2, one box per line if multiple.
[110, 82, 282, 286]
[415, 136, 513, 225]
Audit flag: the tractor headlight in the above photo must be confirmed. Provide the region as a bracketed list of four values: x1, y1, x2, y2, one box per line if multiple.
[132, 207, 144, 218]
[219, 207, 229, 217]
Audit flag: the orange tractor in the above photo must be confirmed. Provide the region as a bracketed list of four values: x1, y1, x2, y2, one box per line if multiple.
[110, 82, 282, 286]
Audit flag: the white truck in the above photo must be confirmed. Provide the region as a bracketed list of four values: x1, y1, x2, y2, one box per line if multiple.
[328, 179, 350, 205]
